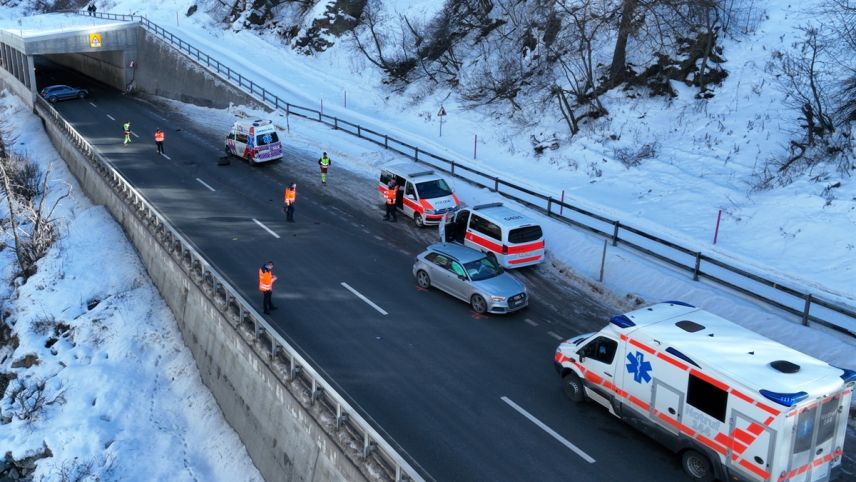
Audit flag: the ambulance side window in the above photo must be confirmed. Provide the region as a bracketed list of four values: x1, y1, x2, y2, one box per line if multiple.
[686, 374, 727, 422]
[235, 133, 248, 144]
[470, 214, 502, 241]
[578, 337, 617, 364]
[405, 182, 416, 199]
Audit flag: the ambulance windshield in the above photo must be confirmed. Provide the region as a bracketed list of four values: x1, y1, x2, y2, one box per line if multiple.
[416, 179, 452, 199]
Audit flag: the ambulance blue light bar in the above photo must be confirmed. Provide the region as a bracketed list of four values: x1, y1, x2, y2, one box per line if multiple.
[664, 301, 695, 308]
[838, 367, 856, 383]
[610, 315, 635, 328]
[759, 389, 808, 407]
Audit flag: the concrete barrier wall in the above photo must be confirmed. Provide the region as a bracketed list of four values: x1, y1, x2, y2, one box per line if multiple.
[37, 107, 369, 482]
[0, 68, 33, 108]
[134, 30, 258, 109]
[45, 50, 127, 91]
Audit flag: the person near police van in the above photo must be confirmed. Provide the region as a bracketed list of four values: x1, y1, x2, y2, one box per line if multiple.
[123, 122, 132, 145]
[154, 128, 165, 155]
[318, 152, 331, 185]
[383, 179, 397, 222]
[258, 261, 278, 314]
[284, 182, 297, 222]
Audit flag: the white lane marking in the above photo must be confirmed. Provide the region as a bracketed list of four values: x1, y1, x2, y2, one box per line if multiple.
[252, 218, 280, 239]
[161, 153, 172, 160]
[106, 114, 116, 121]
[340, 282, 388, 316]
[547, 331, 563, 340]
[196, 178, 216, 192]
[89, 102, 97, 108]
[501, 396, 596, 463]
[131, 131, 140, 138]
[524, 318, 538, 327]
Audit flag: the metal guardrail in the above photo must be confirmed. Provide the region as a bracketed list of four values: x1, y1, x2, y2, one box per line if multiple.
[84, 13, 856, 339]
[33, 95, 424, 481]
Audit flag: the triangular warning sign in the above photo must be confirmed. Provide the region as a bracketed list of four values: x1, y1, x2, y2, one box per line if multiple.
[438, 105, 447, 116]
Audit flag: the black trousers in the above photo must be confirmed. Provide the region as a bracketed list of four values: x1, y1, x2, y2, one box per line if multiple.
[262, 290, 273, 313]
[156, 141, 164, 154]
[384, 204, 397, 220]
[285, 203, 295, 221]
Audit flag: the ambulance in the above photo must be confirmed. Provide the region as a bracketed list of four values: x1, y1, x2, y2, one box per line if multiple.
[553, 301, 854, 482]
[378, 164, 461, 227]
[445, 202, 545, 268]
[224, 119, 283, 165]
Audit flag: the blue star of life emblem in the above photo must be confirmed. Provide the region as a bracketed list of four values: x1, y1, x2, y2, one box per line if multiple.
[263, 133, 273, 144]
[626, 351, 652, 383]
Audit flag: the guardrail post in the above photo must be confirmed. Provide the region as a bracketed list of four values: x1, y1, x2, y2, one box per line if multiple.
[334, 118, 338, 130]
[802, 294, 812, 326]
[611, 221, 620, 246]
[415, 147, 420, 161]
[693, 252, 702, 281]
[450, 161, 456, 174]
[357, 126, 362, 137]
[493, 177, 499, 192]
[335, 403, 348, 429]
[546, 198, 553, 217]
[363, 432, 375, 458]
[384, 135, 388, 149]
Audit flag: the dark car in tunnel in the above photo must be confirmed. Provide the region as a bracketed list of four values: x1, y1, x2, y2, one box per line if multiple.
[39, 85, 89, 103]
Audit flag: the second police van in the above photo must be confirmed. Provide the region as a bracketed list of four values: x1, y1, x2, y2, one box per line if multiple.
[445, 202, 545, 268]
[378, 163, 460, 227]
[554, 301, 854, 482]
[225, 119, 283, 165]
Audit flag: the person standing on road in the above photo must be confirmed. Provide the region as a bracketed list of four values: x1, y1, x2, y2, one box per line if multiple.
[154, 128, 165, 155]
[284, 182, 297, 222]
[383, 179, 398, 222]
[318, 152, 331, 185]
[258, 261, 278, 314]
[123, 122, 132, 145]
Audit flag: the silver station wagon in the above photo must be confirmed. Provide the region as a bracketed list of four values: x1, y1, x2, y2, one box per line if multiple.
[412, 243, 528, 314]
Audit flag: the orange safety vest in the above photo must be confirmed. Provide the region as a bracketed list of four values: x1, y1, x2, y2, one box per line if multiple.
[258, 267, 276, 291]
[385, 185, 397, 205]
[284, 187, 296, 205]
[154, 130, 165, 142]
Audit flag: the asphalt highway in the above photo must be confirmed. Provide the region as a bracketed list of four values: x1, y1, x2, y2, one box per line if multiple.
[36, 61, 691, 481]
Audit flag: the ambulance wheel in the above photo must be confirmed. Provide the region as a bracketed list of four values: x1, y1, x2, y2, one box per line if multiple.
[416, 270, 431, 289]
[681, 450, 714, 482]
[413, 213, 425, 228]
[562, 372, 585, 402]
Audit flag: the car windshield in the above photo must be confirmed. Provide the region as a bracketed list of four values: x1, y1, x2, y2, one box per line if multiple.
[464, 255, 503, 281]
[256, 132, 279, 146]
[415, 179, 452, 199]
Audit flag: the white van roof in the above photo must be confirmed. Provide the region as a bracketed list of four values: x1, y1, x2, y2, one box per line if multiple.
[383, 162, 442, 181]
[234, 119, 273, 127]
[472, 203, 538, 227]
[615, 302, 845, 399]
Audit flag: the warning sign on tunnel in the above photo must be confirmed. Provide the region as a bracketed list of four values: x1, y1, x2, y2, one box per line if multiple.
[89, 33, 102, 48]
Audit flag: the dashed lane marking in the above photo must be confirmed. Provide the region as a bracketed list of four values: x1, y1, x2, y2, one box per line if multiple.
[524, 318, 538, 327]
[131, 131, 140, 138]
[547, 331, 564, 340]
[341, 282, 388, 316]
[252, 218, 280, 239]
[501, 396, 596, 464]
[160, 153, 172, 160]
[195, 178, 216, 192]
[89, 102, 97, 108]
[106, 114, 116, 121]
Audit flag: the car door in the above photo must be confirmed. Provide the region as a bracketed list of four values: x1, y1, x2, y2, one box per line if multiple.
[58, 86, 73, 100]
[425, 253, 453, 293]
[444, 260, 472, 301]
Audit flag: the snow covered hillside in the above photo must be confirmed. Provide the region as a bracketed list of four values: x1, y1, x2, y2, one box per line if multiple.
[0, 93, 261, 481]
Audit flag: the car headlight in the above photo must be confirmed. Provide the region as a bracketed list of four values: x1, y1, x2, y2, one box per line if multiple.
[423, 209, 435, 215]
[491, 295, 506, 302]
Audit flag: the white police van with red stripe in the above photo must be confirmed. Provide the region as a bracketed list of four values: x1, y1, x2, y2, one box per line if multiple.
[379, 164, 460, 227]
[445, 203, 545, 268]
[554, 301, 854, 482]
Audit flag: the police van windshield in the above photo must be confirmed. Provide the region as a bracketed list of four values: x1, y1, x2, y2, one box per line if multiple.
[416, 179, 452, 199]
[256, 132, 279, 146]
[464, 255, 503, 281]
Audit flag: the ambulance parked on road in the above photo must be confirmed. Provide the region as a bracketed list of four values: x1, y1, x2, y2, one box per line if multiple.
[378, 163, 460, 227]
[225, 119, 283, 165]
[445, 202, 545, 268]
[554, 301, 854, 482]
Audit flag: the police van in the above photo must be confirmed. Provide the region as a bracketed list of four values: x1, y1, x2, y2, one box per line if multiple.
[445, 203, 545, 268]
[554, 301, 854, 482]
[225, 119, 283, 165]
[378, 163, 460, 227]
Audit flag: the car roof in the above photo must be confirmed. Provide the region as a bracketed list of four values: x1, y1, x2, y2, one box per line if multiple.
[425, 242, 486, 264]
[383, 162, 443, 181]
[471, 203, 538, 227]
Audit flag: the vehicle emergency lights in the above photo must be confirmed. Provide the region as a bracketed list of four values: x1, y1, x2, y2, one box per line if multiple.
[759, 389, 809, 407]
[610, 315, 635, 328]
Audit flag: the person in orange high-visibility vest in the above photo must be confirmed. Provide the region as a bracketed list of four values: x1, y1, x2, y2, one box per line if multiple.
[258, 261, 278, 314]
[154, 128, 165, 155]
[284, 182, 297, 222]
[383, 179, 398, 222]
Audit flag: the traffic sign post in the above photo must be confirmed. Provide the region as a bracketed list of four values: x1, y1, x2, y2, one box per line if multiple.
[438, 105, 447, 137]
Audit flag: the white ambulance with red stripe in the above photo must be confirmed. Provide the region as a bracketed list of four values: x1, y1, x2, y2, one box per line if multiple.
[445, 203, 545, 268]
[554, 301, 854, 482]
[378, 164, 460, 227]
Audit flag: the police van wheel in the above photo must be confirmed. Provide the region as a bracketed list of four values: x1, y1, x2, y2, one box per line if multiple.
[416, 270, 431, 289]
[562, 372, 585, 402]
[413, 213, 426, 228]
[681, 450, 714, 482]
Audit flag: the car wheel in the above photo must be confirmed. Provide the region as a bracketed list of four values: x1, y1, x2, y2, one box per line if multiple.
[224, 146, 231, 156]
[416, 270, 431, 289]
[681, 450, 714, 482]
[470, 294, 487, 314]
[414, 213, 425, 228]
[48, 96, 57, 103]
[77, 92, 85, 99]
[562, 372, 585, 403]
